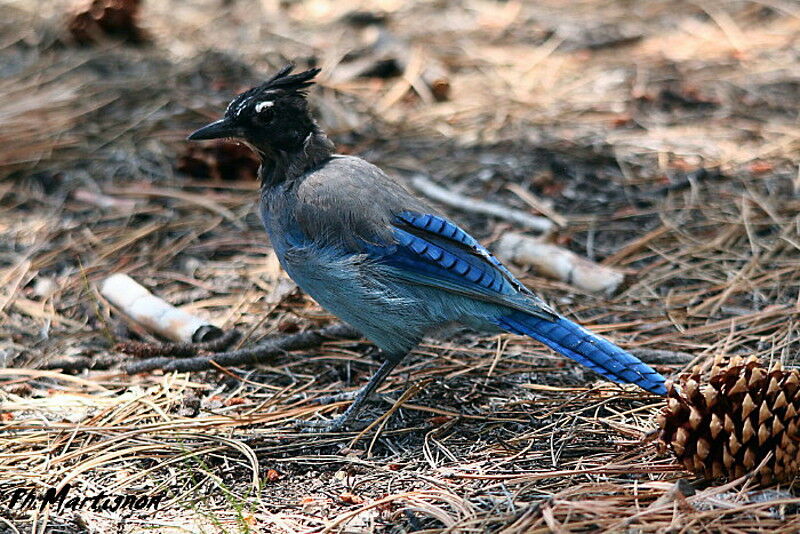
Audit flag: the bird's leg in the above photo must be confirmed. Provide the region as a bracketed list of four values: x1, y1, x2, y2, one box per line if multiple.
[297, 357, 402, 432]
[310, 346, 385, 405]
[311, 389, 362, 405]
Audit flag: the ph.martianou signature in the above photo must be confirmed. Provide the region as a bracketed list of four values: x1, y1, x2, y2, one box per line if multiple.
[1, 483, 164, 514]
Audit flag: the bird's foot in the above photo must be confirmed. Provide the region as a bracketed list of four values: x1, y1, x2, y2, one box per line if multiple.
[294, 391, 397, 433]
[293, 414, 351, 433]
[292, 359, 403, 433]
[291, 390, 367, 432]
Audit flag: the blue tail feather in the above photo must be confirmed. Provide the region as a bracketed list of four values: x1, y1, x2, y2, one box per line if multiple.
[496, 312, 666, 395]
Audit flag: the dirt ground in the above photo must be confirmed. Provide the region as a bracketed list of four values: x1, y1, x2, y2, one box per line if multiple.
[2, 0, 800, 532]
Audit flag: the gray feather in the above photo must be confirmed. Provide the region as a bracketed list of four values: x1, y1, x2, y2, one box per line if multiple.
[294, 156, 431, 246]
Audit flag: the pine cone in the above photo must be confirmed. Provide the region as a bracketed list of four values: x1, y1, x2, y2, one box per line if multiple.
[656, 356, 800, 485]
[68, 0, 146, 45]
[177, 141, 260, 182]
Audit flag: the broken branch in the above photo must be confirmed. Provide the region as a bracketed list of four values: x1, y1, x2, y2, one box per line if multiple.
[410, 175, 554, 234]
[125, 323, 362, 374]
[494, 233, 626, 295]
[100, 273, 223, 343]
[115, 329, 241, 359]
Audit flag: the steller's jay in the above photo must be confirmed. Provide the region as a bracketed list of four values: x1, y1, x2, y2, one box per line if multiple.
[189, 65, 666, 430]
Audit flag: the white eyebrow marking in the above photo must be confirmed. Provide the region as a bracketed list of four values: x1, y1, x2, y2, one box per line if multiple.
[255, 101, 274, 113]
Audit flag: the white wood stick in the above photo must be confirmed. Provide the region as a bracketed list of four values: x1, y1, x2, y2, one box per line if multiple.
[494, 233, 626, 295]
[100, 274, 221, 342]
[410, 175, 554, 234]
[73, 189, 137, 211]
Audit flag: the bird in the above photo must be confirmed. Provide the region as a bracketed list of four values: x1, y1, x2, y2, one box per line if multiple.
[188, 64, 667, 431]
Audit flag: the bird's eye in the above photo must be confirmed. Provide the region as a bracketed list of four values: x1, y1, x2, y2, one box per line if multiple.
[254, 100, 274, 120]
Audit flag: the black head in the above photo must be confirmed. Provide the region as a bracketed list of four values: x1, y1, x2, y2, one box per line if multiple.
[188, 64, 321, 154]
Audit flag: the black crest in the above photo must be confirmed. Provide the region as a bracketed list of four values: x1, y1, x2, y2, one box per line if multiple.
[261, 64, 320, 93]
[225, 64, 321, 118]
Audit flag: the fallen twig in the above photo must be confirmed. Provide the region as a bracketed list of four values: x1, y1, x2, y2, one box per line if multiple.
[42, 354, 118, 371]
[409, 175, 554, 234]
[115, 329, 242, 359]
[101, 273, 223, 343]
[72, 188, 138, 211]
[125, 323, 362, 374]
[494, 233, 626, 294]
[629, 348, 694, 365]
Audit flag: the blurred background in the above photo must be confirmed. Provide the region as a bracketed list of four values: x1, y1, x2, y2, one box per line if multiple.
[2, 0, 800, 532]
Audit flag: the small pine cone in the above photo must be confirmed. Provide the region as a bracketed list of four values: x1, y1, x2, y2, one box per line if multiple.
[656, 356, 800, 486]
[177, 141, 260, 182]
[68, 0, 146, 45]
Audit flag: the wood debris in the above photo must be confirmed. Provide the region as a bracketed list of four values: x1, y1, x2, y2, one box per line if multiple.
[100, 273, 222, 343]
[494, 232, 626, 294]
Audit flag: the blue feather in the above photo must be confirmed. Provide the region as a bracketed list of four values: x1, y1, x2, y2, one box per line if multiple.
[496, 312, 666, 394]
[364, 211, 666, 394]
[396, 212, 530, 295]
[364, 212, 557, 319]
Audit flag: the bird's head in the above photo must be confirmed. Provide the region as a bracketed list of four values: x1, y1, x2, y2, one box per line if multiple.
[188, 64, 321, 155]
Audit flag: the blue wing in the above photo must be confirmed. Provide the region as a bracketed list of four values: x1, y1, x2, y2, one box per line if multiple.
[366, 211, 666, 395]
[366, 211, 557, 320]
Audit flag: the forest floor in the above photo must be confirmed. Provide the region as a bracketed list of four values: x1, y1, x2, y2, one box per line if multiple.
[1, 0, 800, 532]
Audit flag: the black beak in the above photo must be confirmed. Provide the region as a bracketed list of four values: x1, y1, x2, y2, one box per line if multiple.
[187, 118, 239, 141]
